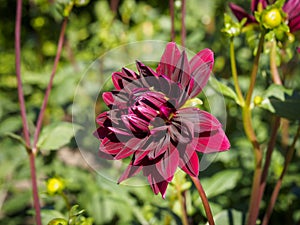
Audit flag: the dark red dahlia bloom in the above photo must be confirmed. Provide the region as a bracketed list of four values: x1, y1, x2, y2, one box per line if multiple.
[229, 0, 300, 33]
[94, 42, 230, 198]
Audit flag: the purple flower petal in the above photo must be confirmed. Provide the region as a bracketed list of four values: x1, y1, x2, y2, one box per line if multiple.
[156, 42, 181, 79]
[288, 16, 300, 33]
[188, 49, 214, 98]
[112, 69, 141, 91]
[251, 0, 268, 12]
[118, 161, 143, 184]
[172, 51, 191, 88]
[121, 114, 149, 134]
[229, 2, 257, 24]
[147, 173, 169, 198]
[174, 108, 222, 133]
[283, 0, 300, 19]
[156, 146, 179, 182]
[195, 127, 230, 153]
[179, 151, 199, 177]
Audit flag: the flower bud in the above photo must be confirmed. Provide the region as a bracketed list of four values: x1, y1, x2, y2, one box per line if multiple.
[47, 178, 65, 195]
[262, 8, 282, 29]
[47, 218, 67, 225]
[254, 96, 263, 106]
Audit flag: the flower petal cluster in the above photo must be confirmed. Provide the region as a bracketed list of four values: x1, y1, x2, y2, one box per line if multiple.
[229, 0, 300, 32]
[94, 42, 230, 198]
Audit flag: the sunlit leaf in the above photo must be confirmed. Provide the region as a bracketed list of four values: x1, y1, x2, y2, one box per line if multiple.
[37, 122, 82, 151]
[260, 84, 300, 120]
[209, 77, 241, 105]
[201, 170, 241, 198]
[206, 209, 246, 225]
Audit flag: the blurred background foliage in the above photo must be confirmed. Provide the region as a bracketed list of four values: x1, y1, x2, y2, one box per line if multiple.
[0, 0, 300, 224]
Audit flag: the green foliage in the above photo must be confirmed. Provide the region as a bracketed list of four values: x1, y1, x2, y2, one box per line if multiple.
[207, 209, 246, 225]
[260, 84, 300, 120]
[37, 122, 82, 151]
[1, 0, 300, 224]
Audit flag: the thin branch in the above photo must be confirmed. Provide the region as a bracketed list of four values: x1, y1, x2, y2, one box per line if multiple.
[175, 186, 189, 225]
[190, 176, 215, 225]
[245, 30, 266, 106]
[270, 40, 282, 85]
[181, 0, 186, 47]
[259, 117, 280, 201]
[169, 0, 175, 42]
[32, 17, 68, 155]
[29, 153, 42, 225]
[262, 124, 300, 225]
[229, 37, 245, 106]
[243, 30, 266, 225]
[15, 0, 31, 147]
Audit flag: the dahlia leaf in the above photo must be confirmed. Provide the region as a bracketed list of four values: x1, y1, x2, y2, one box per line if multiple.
[37, 122, 82, 151]
[260, 84, 300, 120]
[206, 209, 246, 225]
[201, 170, 241, 198]
[209, 77, 241, 105]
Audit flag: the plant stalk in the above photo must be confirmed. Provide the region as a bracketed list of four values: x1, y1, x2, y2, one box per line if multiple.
[270, 40, 282, 85]
[262, 124, 300, 225]
[259, 117, 280, 202]
[15, 1, 42, 224]
[229, 37, 245, 106]
[169, 0, 175, 42]
[175, 187, 189, 225]
[243, 30, 265, 225]
[181, 0, 186, 47]
[32, 17, 68, 155]
[15, 0, 31, 147]
[190, 176, 215, 225]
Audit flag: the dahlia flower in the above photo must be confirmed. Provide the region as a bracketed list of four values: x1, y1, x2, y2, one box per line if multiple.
[94, 42, 230, 198]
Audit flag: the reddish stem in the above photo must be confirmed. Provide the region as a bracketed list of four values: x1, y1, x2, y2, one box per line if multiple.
[29, 153, 42, 225]
[181, 0, 186, 47]
[32, 18, 68, 154]
[15, 0, 31, 147]
[262, 125, 300, 225]
[190, 176, 215, 225]
[169, 0, 175, 42]
[15, 1, 42, 224]
[258, 117, 280, 202]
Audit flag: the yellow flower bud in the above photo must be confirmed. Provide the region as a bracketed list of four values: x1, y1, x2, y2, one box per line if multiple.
[262, 8, 282, 29]
[254, 96, 263, 106]
[47, 178, 65, 195]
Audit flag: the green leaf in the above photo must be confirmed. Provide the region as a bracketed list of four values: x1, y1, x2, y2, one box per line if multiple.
[209, 77, 241, 105]
[37, 122, 82, 151]
[201, 170, 241, 198]
[260, 84, 300, 120]
[206, 209, 246, 225]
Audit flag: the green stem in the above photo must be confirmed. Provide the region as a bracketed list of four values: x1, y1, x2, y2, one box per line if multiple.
[245, 30, 266, 106]
[243, 30, 266, 225]
[181, 0, 186, 47]
[175, 185, 189, 225]
[60, 192, 71, 210]
[262, 124, 300, 225]
[229, 37, 245, 106]
[190, 176, 215, 225]
[270, 40, 282, 85]
[169, 0, 175, 42]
